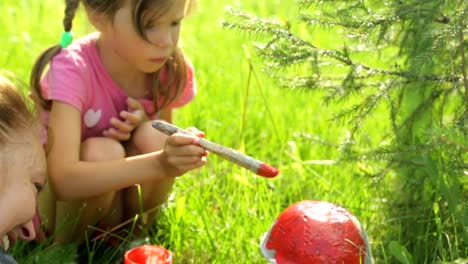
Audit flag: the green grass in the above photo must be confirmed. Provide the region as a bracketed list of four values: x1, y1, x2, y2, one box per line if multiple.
[2, 0, 465, 264]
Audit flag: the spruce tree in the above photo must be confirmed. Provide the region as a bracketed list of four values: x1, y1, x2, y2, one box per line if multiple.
[223, 0, 467, 262]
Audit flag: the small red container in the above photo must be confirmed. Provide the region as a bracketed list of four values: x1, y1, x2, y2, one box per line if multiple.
[124, 245, 172, 264]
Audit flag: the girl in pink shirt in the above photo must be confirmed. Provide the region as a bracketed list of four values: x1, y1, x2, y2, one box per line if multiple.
[30, 0, 206, 244]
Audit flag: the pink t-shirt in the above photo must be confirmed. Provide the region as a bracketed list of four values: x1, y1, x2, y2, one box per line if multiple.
[40, 33, 196, 141]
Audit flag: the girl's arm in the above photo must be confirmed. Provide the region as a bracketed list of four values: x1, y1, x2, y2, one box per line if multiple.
[47, 101, 205, 201]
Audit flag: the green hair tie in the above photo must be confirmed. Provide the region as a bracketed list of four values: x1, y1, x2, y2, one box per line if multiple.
[60, 31, 74, 48]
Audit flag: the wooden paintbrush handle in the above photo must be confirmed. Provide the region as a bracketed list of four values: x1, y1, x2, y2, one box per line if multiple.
[151, 121, 279, 178]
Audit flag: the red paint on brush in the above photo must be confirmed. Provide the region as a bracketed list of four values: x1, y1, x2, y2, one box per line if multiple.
[257, 163, 279, 177]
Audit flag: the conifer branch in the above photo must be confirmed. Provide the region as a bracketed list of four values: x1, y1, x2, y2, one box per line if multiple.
[458, 20, 468, 116]
[223, 7, 463, 85]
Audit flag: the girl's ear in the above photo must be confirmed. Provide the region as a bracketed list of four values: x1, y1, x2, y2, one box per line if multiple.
[85, 6, 108, 30]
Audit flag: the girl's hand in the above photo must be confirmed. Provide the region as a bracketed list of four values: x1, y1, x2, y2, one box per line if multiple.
[160, 133, 208, 177]
[103, 97, 148, 141]
[186, 126, 206, 138]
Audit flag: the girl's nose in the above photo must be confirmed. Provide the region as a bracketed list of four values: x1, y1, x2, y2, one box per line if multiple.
[148, 29, 173, 48]
[18, 221, 36, 241]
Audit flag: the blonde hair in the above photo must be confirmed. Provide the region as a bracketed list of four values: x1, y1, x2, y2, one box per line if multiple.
[30, 0, 196, 113]
[0, 72, 38, 145]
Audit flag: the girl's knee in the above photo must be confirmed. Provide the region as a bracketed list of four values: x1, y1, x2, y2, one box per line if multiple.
[81, 137, 125, 161]
[129, 120, 167, 154]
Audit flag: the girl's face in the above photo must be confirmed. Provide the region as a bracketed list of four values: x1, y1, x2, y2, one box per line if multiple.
[0, 130, 46, 249]
[99, 0, 187, 73]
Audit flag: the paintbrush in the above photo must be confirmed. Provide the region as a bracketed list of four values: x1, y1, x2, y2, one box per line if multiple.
[152, 121, 279, 178]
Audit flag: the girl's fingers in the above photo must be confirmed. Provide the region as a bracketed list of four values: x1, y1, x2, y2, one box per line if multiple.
[161, 133, 208, 177]
[104, 100, 147, 142]
[164, 134, 207, 158]
[127, 97, 144, 111]
[120, 110, 145, 126]
[125, 97, 148, 125]
[165, 155, 207, 176]
[167, 155, 207, 165]
[166, 133, 201, 146]
[166, 142, 206, 157]
[186, 126, 205, 138]
[110, 117, 134, 133]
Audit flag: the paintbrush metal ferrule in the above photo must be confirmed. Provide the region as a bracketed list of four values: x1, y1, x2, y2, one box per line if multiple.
[152, 121, 279, 178]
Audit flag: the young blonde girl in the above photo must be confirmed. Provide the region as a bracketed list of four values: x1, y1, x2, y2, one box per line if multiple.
[0, 72, 46, 263]
[30, 0, 206, 243]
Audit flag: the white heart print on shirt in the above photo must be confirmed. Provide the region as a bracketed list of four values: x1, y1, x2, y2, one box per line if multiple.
[84, 108, 102, 128]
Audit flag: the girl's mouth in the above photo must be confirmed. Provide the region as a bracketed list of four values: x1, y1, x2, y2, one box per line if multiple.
[150, 57, 167, 64]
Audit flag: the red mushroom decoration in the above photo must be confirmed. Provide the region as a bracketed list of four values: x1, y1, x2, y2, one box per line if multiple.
[260, 200, 373, 264]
